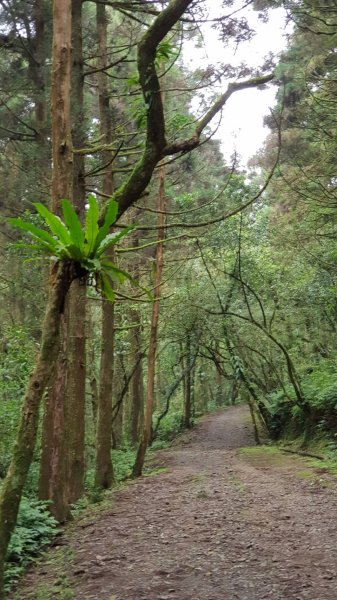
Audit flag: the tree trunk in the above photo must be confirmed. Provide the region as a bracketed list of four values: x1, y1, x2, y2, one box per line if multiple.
[39, 332, 68, 520]
[95, 289, 115, 487]
[112, 356, 125, 449]
[88, 319, 99, 427]
[230, 380, 239, 405]
[64, 283, 86, 504]
[215, 343, 223, 406]
[129, 233, 144, 446]
[32, 0, 49, 189]
[129, 313, 144, 445]
[38, 0, 73, 521]
[183, 333, 192, 429]
[94, 1, 116, 489]
[63, 0, 86, 505]
[133, 161, 165, 477]
[0, 262, 75, 598]
[247, 398, 260, 445]
[50, 0, 73, 205]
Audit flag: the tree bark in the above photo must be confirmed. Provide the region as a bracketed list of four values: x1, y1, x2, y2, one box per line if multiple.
[0, 262, 75, 598]
[94, 2, 116, 489]
[133, 161, 165, 477]
[95, 289, 115, 486]
[129, 228, 144, 446]
[129, 307, 144, 445]
[38, 0, 73, 521]
[183, 333, 192, 429]
[64, 0, 86, 505]
[215, 343, 223, 406]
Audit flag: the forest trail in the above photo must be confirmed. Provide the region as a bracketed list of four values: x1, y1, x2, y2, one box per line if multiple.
[14, 405, 337, 600]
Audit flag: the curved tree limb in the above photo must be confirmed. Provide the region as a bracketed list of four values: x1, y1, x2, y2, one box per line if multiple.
[103, 0, 275, 218]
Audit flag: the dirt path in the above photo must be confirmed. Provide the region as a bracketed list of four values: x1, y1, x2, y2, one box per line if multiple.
[14, 406, 337, 599]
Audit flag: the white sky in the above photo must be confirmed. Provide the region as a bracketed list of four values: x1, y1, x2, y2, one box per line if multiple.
[185, 6, 291, 165]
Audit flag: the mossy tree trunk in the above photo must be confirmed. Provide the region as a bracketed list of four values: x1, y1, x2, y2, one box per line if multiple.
[215, 343, 223, 406]
[129, 230, 144, 446]
[0, 262, 76, 598]
[183, 333, 192, 429]
[133, 161, 166, 477]
[38, 0, 73, 521]
[64, 0, 86, 505]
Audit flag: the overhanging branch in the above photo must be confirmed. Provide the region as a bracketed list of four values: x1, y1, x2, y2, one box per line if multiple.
[163, 73, 275, 156]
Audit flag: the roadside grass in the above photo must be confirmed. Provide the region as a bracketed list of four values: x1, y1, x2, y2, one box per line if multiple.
[238, 441, 337, 487]
[12, 548, 75, 600]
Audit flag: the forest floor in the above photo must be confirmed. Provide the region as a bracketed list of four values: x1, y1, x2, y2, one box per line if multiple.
[12, 405, 337, 600]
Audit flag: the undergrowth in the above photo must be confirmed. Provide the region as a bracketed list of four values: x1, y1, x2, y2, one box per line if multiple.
[266, 359, 337, 442]
[151, 410, 185, 448]
[4, 498, 58, 593]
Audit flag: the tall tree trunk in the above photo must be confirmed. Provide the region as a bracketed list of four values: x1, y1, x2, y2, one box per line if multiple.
[87, 311, 99, 427]
[129, 309, 144, 445]
[0, 263, 75, 598]
[129, 230, 144, 446]
[215, 343, 223, 406]
[64, 0, 86, 505]
[32, 0, 48, 187]
[96, 290, 115, 485]
[94, 2, 115, 489]
[156, 368, 162, 412]
[191, 361, 196, 419]
[230, 380, 239, 405]
[133, 161, 165, 477]
[38, 337, 68, 519]
[112, 356, 125, 449]
[200, 374, 209, 413]
[183, 333, 192, 428]
[38, 0, 75, 521]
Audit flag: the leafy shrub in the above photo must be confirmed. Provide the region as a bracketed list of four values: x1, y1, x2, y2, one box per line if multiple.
[206, 399, 218, 413]
[153, 410, 184, 443]
[84, 448, 136, 495]
[266, 389, 296, 439]
[266, 359, 337, 440]
[0, 326, 36, 473]
[150, 438, 170, 451]
[4, 497, 58, 592]
[112, 448, 136, 481]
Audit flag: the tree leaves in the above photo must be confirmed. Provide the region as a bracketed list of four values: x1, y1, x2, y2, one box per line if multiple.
[61, 200, 85, 254]
[34, 203, 72, 248]
[85, 194, 100, 255]
[7, 218, 60, 254]
[8, 196, 137, 301]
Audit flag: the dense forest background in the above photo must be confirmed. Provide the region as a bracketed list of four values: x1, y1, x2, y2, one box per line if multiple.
[0, 0, 337, 594]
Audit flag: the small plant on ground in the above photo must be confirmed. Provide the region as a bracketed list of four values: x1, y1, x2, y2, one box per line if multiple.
[4, 498, 58, 593]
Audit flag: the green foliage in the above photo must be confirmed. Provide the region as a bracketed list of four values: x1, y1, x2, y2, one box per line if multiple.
[301, 361, 337, 412]
[130, 94, 147, 130]
[153, 410, 184, 443]
[4, 498, 58, 592]
[111, 448, 136, 481]
[231, 355, 244, 381]
[0, 326, 36, 475]
[155, 40, 178, 67]
[8, 196, 135, 301]
[84, 448, 136, 495]
[267, 361, 337, 440]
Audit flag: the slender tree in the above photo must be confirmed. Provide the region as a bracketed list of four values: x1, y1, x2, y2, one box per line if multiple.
[94, 2, 116, 489]
[133, 160, 166, 477]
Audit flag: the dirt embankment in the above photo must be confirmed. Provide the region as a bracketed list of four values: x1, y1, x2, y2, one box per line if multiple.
[13, 405, 337, 600]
